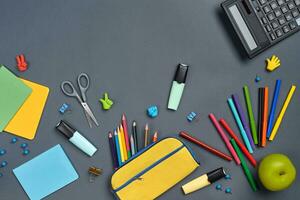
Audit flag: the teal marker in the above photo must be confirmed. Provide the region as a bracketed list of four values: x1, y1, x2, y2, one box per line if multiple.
[228, 98, 253, 153]
[167, 64, 189, 111]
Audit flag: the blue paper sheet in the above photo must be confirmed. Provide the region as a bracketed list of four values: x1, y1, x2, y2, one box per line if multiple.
[13, 144, 79, 200]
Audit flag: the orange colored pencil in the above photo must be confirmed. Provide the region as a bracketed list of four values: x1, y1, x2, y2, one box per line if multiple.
[261, 87, 268, 147]
[153, 131, 158, 143]
[119, 125, 128, 160]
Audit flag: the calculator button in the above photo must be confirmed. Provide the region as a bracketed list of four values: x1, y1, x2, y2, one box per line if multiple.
[261, 17, 268, 24]
[270, 1, 278, 9]
[259, 0, 268, 5]
[271, 20, 280, 28]
[295, 0, 300, 6]
[270, 32, 277, 40]
[289, 21, 297, 29]
[265, 24, 272, 32]
[279, 17, 286, 24]
[275, 29, 283, 37]
[264, 5, 272, 13]
[285, 13, 293, 20]
[296, 17, 300, 25]
[274, 9, 282, 17]
[277, 0, 285, 5]
[288, 2, 295, 9]
[281, 5, 289, 13]
[283, 25, 290, 32]
[292, 9, 299, 17]
[268, 12, 276, 21]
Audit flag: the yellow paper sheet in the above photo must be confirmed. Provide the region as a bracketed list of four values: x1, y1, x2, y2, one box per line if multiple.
[4, 79, 49, 140]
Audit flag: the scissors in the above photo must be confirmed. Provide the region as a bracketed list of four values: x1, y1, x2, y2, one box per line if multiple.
[61, 73, 99, 127]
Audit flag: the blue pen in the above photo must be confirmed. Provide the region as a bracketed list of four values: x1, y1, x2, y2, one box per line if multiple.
[114, 130, 122, 167]
[228, 98, 253, 153]
[267, 80, 281, 138]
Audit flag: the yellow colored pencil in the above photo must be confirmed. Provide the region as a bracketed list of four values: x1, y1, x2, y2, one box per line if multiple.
[269, 85, 296, 141]
[117, 126, 125, 162]
[120, 124, 128, 161]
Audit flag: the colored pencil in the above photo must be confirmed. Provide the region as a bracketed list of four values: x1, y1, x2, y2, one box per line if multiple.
[258, 88, 264, 146]
[117, 127, 125, 163]
[153, 131, 158, 143]
[228, 98, 253, 153]
[243, 86, 258, 144]
[114, 130, 122, 167]
[122, 114, 131, 159]
[261, 87, 268, 147]
[109, 132, 118, 169]
[132, 121, 139, 152]
[120, 124, 128, 161]
[219, 119, 257, 167]
[267, 80, 281, 138]
[179, 131, 232, 161]
[144, 123, 149, 147]
[130, 134, 136, 156]
[269, 85, 296, 141]
[209, 113, 240, 165]
[232, 94, 255, 149]
[231, 139, 258, 191]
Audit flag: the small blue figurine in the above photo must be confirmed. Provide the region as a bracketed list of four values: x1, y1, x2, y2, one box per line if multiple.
[225, 187, 232, 194]
[11, 137, 18, 144]
[0, 149, 6, 156]
[23, 149, 30, 156]
[0, 161, 7, 168]
[20, 143, 28, 149]
[147, 105, 158, 118]
[215, 184, 222, 191]
[187, 112, 197, 122]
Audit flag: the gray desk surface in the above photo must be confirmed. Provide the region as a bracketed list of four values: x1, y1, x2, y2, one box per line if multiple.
[0, 0, 299, 199]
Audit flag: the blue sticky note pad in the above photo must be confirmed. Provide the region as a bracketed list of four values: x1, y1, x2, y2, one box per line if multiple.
[13, 145, 79, 200]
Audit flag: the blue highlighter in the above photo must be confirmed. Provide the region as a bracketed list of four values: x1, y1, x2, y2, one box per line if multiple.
[55, 120, 97, 157]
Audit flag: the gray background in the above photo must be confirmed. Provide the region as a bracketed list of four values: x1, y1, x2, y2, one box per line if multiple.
[0, 0, 299, 199]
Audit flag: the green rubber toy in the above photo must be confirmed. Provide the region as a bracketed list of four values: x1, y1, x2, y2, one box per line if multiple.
[99, 92, 113, 110]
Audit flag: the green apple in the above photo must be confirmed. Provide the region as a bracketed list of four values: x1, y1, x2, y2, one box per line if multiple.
[258, 154, 296, 191]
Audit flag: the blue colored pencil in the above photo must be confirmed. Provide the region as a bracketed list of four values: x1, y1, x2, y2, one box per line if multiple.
[228, 98, 253, 153]
[109, 132, 118, 169]
[114, 130, 122, 167]
[267, 80, 281, 138]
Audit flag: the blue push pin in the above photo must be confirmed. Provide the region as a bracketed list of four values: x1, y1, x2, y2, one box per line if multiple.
[23, 149, 30, 156]
[0, 149, 6, 156]
[1, 161, 8, 168]
[0, 172, 3, 177]
[225, 174, 231, 180]
[225, 187, 232, 194]
[20, 143, 28, 149]
[255, 75, 261, 83]
[215, 184, 222, 191]
[147, 105, 158, 118]
[11, 137, 18, 144]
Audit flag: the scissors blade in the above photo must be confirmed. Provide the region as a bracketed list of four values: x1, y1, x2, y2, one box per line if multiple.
[81, 102, 99, 126]
[84, 110, 93, 128]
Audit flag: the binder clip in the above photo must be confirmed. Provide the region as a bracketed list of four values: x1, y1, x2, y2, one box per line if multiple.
[88, 166, 103, 182]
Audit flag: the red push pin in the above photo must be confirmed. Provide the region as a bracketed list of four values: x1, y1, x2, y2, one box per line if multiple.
[16, 54, 28, 72]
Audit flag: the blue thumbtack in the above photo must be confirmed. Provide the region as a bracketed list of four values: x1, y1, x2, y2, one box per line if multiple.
[215, 184, 222, 191]
[147, 105, 158, 118]
[225, 187, 232, 194]
[23, 149, 30, 156]
[20, 143, 28, 149]
[0, 161, 8, 168]
[11, 137, 18, 144]
[0, 149, 6, 156]
[225, 174, 231, 180]
[255, 75, 261, 83]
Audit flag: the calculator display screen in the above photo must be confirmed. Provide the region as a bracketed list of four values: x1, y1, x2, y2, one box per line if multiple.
[229, 4, 258, 51]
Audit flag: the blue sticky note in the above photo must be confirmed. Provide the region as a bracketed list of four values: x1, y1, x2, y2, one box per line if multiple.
[13, 145, 79, 200]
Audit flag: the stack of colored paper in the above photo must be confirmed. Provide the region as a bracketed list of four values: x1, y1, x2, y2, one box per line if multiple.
[0, 65, 49, 140]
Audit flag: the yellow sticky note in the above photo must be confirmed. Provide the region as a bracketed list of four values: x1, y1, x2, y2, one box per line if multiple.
[4, 79, 49, 140]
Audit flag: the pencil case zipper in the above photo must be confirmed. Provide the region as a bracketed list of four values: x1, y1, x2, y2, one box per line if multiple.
[112, 137, 200, 193]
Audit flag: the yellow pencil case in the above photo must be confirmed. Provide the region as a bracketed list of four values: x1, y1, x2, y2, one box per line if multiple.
[111, 137, 200, 200]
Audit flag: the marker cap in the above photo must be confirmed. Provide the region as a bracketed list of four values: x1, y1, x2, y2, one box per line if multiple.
[55, 120, 75, 139]
[207, 167, 226, 183]
[174, 63, 189, 83]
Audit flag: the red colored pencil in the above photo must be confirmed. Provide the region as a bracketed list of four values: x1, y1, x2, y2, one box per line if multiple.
[219, 118, 257, 167]
[122, 114, 131, 158]
[261, 87, 268, 147]
[179, 131, 232, 161]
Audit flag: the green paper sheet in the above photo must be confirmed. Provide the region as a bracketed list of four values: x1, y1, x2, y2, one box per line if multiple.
[0, 65, 32, 131]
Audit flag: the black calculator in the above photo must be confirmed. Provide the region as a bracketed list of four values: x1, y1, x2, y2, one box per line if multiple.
[222, 0, 300, 58]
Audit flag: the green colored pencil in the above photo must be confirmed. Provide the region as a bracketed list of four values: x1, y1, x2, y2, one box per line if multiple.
[230, 138, 258, 191]
[243, 86, 258, 144]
